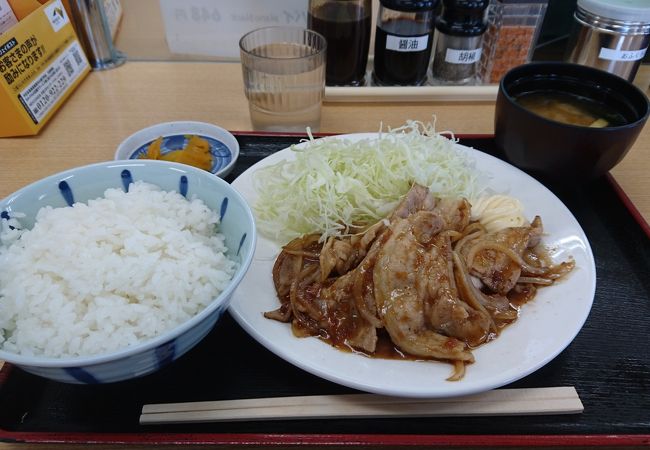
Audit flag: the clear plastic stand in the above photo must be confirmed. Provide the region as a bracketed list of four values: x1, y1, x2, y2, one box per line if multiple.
[68, 0, 126, 70]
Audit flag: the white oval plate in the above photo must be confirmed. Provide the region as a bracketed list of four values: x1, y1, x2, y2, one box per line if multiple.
[229, 133, 596, 398]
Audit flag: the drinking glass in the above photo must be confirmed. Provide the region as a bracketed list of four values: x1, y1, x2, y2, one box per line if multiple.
[239, 27, 327, 132]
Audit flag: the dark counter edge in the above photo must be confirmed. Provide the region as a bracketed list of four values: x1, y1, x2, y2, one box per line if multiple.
[1, 429, 650, 448]
[1, 132, 649, 447]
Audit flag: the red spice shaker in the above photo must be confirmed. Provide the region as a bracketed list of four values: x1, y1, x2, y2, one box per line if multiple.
[478, 0, 548, 84]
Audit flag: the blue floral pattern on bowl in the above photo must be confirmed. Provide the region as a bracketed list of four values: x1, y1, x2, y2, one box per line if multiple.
[0, 160, 256, 384]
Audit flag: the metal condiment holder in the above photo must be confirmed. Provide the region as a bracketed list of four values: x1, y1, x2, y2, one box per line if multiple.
[68, 0, 125, 70]
[565, 0, 650, 82]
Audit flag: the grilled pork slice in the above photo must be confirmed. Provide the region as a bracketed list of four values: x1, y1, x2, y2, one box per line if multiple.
[424, 233, 492, 347]
[319, 219, 387, 281]
[389, 183, 437, 219]
[318, 183, 446, 280]
[373, 215, 475, 362]
[268, 184, 493, 359]
[461, 216, 543, 294]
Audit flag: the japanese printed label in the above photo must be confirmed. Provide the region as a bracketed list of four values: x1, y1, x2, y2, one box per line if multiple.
[445, 48, 482, 64]
[385, 34, 429, 52]
[160, 0, 307, 58]
[599, 47, 648, 62]
[0, 34, 47, 88]
[18, 40, 88, 124]
[0, 37, 16, 57]
[0, 0, 90, 136]
[0, 0, 18, 35]
[44, 0, 69, 33]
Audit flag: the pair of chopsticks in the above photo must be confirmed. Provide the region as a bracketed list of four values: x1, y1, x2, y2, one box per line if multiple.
[140, 386, 582, 425]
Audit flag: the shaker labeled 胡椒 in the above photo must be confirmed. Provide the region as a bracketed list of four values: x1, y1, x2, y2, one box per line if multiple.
[431, 0, 489, 85]
[373, 0, 439, 86]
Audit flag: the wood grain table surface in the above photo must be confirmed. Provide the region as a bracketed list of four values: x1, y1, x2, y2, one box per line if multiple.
[0, 61, 649, 449]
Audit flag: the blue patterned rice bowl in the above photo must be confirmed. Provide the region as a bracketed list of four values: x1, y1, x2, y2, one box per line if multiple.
[0, 160, 256, 384]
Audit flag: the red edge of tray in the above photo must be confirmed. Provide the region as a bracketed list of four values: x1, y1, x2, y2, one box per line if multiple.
[1, 430, 650, 447]
[1, 132, 649, 447]
[230, 130, 492, 139]
[606, 173, 650, 239]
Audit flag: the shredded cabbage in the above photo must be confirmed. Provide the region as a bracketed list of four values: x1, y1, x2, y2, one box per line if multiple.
[253, 120, 487, 243]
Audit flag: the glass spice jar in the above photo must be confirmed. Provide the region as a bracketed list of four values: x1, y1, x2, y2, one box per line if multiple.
[373, 0, 440, 86]
[431, 0, 489, 85]
[477, 0, 548, 84]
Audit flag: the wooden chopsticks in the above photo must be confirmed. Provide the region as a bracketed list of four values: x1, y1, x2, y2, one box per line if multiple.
[140, 387, 582, 424]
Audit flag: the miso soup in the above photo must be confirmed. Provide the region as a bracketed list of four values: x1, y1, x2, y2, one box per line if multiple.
[515, 91, 627, 128]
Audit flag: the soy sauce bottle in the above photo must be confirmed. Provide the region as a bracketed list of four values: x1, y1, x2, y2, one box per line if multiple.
[373, 0, 439, 86]
[308, 0, 372, 86]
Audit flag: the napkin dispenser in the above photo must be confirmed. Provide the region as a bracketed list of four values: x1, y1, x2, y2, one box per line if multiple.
[0, 0, 90, 137]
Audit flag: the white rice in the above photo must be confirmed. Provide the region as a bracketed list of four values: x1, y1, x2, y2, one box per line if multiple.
[0, 181, 237, 358]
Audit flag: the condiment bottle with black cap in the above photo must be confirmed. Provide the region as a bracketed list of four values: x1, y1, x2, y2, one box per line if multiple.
[373, 0, 440, 86]
[308, 0, 372, 86]
[431, 0, 488, 85]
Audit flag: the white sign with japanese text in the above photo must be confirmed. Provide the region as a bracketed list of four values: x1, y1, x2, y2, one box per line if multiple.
[385, 34, 429, 53]
[445, 48, 482, 64]
[19, 40, 88, 123]
[44, 0, 69, 33]
[159, 0, 308, 59]
[599, 46, 647, 62]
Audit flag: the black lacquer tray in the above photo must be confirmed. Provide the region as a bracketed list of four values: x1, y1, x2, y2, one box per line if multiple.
[1, 134, 649, 448]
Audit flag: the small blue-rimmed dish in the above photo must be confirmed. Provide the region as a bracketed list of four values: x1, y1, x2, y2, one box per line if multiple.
[0, 160, 256, 384]
[114, 121, 239, 178]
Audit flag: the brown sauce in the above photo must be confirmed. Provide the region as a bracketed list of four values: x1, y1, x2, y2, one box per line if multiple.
[315, 328, 444, 362]
[506, 284, 537, 308]
[288, 242, 559, 362]
[272, 210, 574, 375]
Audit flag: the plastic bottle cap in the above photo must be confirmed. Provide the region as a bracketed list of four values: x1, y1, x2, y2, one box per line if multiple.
[379, 0, 439, 12]
[577, 0, 650, 23]
[496, 0, 548, 4]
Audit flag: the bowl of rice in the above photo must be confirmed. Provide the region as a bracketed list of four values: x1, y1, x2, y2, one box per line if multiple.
[0, 160, 256, 383]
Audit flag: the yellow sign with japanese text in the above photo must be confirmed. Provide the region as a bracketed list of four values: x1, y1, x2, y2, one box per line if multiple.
[0, 0, 90, 137]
